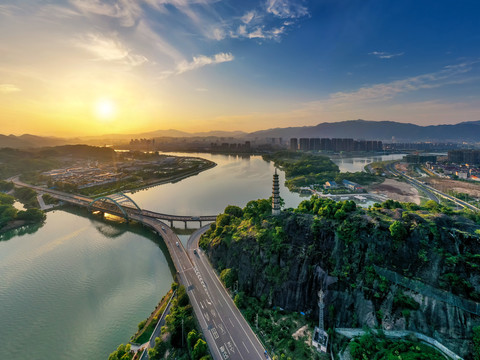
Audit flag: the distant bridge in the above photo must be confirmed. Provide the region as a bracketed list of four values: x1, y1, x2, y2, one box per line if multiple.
[11, 179, 217, 227]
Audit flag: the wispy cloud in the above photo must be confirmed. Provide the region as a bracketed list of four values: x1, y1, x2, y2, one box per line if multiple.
[0, 84, 21, 93]
[69, 0, 141, 27]
[176, 52, 234, 74]
[369, 51, 404, 59]
[265, 0, 309, 19]
[73, 33, 148, 66]
[329, 62, 474, 104]
[210, 0, 308, 42]
[242, 10, 256, 24]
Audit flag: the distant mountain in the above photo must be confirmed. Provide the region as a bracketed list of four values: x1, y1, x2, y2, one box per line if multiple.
[248, 119, 480, 142]
[0, 134, 68, 149]
[2, 120, 480, 149]
[78, 129, 246, 142]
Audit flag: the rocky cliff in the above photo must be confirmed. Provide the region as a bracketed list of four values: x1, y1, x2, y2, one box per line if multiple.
[200, 199, 480, 358]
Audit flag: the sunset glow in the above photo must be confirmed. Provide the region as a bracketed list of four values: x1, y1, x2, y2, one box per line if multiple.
[95, 99, 116, 122]
[0, 1, 479, 136]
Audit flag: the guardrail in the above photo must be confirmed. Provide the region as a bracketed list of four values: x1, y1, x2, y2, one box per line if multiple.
[139, 290, 177, 360]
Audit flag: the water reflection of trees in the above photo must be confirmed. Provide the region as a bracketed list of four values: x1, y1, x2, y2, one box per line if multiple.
[0, 222, 44, 242]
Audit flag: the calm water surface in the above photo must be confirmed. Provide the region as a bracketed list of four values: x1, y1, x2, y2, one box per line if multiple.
[0, 153, 305, 360]
[127, 152, 305, 216]
[330, 153, 406, 173]
[1, 152, 408, 359]
[0, 210, 174, 360]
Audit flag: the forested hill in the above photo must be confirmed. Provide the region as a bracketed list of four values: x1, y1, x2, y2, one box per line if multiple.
[200, 198, 480, 359]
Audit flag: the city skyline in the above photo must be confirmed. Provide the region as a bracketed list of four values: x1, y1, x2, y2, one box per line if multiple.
[1, 0, 480, 136]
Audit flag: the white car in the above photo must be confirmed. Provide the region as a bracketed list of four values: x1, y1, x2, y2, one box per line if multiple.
[176, 241, 179, 247]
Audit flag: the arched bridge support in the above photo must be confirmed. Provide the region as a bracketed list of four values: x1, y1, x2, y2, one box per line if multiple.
[88, 193, 142, 221]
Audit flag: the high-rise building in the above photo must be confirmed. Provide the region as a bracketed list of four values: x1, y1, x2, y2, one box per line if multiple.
[272, 169, 281, 215]
[289, 138, 298, 151]
[299, 138, 310, 151]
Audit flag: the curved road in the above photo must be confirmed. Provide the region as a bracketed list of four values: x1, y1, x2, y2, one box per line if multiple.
[9, 178, 267, 359]
[134, 218, 267, 360]
[385, 163, 479, 211]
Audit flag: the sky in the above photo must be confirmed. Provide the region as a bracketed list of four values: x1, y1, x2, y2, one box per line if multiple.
[1, 0, 480, 136]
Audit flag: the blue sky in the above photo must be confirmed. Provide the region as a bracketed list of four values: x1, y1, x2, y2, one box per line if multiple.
[0, 0, 479, 135]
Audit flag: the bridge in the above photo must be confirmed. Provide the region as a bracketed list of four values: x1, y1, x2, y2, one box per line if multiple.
[11, 178, 268, 360]
[11, 178, 217, 227]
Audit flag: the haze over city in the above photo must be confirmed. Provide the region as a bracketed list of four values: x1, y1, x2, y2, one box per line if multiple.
[1, 0, 480, 136]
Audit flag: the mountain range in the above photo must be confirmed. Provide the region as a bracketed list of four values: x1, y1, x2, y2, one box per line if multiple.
[2, 120, 480, 148]
[247, 120, 480, 142]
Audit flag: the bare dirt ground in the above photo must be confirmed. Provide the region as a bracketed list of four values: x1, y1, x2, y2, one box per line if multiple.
[369, 178, 421, 204]
[426, 178, 480, 198]
[395, 162, 409, 173]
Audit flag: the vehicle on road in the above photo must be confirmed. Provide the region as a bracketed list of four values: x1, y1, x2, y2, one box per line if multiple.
[161, 226, 165, 232]
[193, 249, 197, 255]
[176, 241, 179, 247]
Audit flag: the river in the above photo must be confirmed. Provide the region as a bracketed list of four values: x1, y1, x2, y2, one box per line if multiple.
[330, 153, 405, 173]
[0, 153, 305, 360]
[1, 152, 398, 359]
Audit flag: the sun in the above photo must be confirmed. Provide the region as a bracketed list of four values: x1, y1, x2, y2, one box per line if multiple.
[95, 99, 116, 121]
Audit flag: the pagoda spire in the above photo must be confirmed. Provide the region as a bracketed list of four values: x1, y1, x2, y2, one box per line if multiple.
[272, 168, 280, 215]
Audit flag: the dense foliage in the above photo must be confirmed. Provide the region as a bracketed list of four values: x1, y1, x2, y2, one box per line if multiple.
[147, 285, 211, 360]
[200, 198, 480, 358]
[0, 148, 60, 180]
[14, 187, 39, 208]
[0, 190, 45, 229]
[349, 332, 447, 360]
[107, 344, 133, 360]
[263, 151, 380, 190]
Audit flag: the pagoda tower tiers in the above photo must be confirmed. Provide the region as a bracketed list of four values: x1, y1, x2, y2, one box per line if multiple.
[272, 169, 281, 215]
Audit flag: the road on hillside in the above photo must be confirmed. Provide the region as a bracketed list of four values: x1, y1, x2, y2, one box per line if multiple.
[186, 226, 268, 360]
[135, 216, 267, 360]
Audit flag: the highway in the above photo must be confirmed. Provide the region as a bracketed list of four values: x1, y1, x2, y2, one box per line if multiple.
[133, 217, 267, 360]
[9, 178, 267, 359]
[385, 163, 480, 211]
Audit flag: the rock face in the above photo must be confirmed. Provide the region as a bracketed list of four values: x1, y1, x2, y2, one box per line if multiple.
[203, 209, 480, 359]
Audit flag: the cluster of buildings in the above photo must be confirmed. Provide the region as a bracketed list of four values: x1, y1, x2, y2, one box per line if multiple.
[448, 150, 480, 165]
[404, 154, 438, 164]
[384, 142, 459, 151]
[209, 141, 251, 152]
[290, 138, 383, 152]
[324, 179, 364, 192]
[426, 162, 480, 181]
[43, 166, 119, 189]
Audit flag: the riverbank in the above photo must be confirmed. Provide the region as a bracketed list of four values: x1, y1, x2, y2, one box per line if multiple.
[76, 158, 217, 197]
[126, 160, 217, 195]
[108, 283, 212, 360]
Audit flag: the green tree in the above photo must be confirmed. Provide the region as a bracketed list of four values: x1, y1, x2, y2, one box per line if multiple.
[108, 344, 133, 360]
[473, 326, 480, 360]
[220, 268, 236, 288]
[192, 339, 208, 360]
[187, 329, 199, 353]
[16, 208, 46, 222]
[0, 192, 15, 205]
[389, 221, 407, 243]
[224, 205, 243, 218]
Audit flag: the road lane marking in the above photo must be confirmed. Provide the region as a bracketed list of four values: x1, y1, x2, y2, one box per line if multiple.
[219, 345, 229, 359]
[242, 342, 250, 353]
[211, 328, 219, 339]
[228, 318, 234, 327]
[197, 252, 264, 359]
[227, 341, 235, 354]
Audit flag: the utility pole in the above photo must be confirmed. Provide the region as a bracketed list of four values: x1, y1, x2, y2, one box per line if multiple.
[182, 318, 184, 348]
